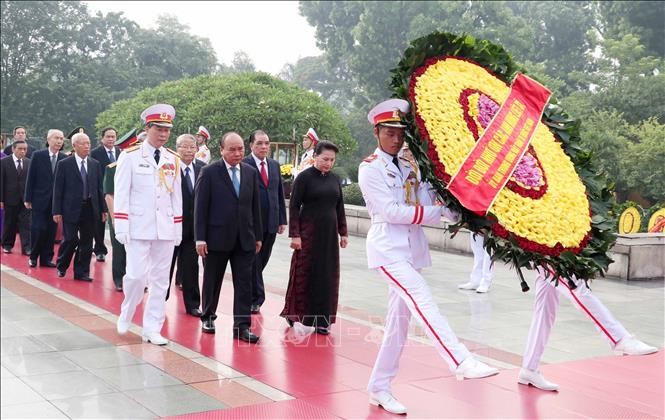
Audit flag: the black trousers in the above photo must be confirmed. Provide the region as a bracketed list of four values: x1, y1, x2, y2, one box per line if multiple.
[201, 240, 254, 331]
[251, 231, 276, 306]
[108, 221, 125, 287]
[2, 203, 31, 253]
[93, 217, 108, 256]
[56, 201, 95, 277]
[30, 207, 57, 264]
[168, 238, 201, 311]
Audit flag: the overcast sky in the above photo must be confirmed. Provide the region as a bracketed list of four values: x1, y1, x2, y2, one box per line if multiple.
[86, 1, 322, 74]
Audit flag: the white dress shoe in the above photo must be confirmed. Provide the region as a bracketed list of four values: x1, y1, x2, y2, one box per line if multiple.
[458, 281, 479, 290]
[117, 319, 130, 335]
[614, 336, 658, 355]
[142, 332, 169, 346]
[475, 285, 490, 293]
[518, 368, 559, 391]
[369, 391, 407, 415]
[455, 357, 499, 380]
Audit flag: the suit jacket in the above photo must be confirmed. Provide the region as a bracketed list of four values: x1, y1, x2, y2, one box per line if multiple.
[242, 155, 287, 234]
[181, 159, 205, 240]
[52, 155, 106, 223]
[194, 160, 262, 252]
[0, 155, 30, 206]
[24, 149, 67, 212]
[90, 145, 121, 177]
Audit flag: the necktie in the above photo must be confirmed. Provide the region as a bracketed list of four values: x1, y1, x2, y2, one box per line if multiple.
[81, 160, 89, 198]
[230, 167, 240, 197]
[108, 150, 115, 163]
[184, 167, 193, 194]
[154, 148, 160, 165]
[260, 161, 269, 187]
[51, 154, 57, 173]
[392, 155, 400, 171]
[17, 159, 22, 175]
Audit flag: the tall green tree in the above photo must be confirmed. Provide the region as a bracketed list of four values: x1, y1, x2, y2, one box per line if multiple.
[1, 1, 218, 138]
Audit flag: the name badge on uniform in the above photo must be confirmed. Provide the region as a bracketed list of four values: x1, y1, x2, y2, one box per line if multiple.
[139, 163, 150, 168]
[387, 172, 396, 178]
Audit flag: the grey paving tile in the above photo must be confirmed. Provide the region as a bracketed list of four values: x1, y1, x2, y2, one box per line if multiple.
[0, 300, 54, 322]
[51, 392, 157, 419]
[63, 346, 145, 370]
[0, 401, 67, 418]
[20, 370, 117, 400]
[129, 384, 227, 417]
[12, 316, 81, 335]
[32, 329, 111, 351]
[0, 376, 46, 406]
[2, 351, 83, 377]
[0, 335, 56, 356]
[0, 287, 17, 297]
[91, 364, 182, 391]
[0, 321, 30, 338]
[0, 364, 14, 378]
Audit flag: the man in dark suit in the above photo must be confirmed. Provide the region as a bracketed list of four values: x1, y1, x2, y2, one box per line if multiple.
[3, 126, 36, 158]
[168, 134, 205, 316]
[242, 130, 287, 313]
[89, 127, 121, 262]
[195, 132, 263, 343]
[1, 140, 31, 254]
[24, 129, 66, 268]
[52, 132, 107, 281]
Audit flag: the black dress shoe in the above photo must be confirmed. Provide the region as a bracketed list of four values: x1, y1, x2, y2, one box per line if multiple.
[202, 319, 215, 334]
[40, 261, 56, 268]
[250, 304, 260, 314]
[315, 327, 330, 335]
[56, 270, 66, 278]
[28, 259, 37, 268]
[22, 250, 30, 256]
[74, 276, 93, 282]
[3, 247, 12, 254]
[187, 308, 202, 317]
[234, 329, 259, 343]
[285, 318, 294, 327]
[96, 254, 106, 262]
[114, 285, 123, 292]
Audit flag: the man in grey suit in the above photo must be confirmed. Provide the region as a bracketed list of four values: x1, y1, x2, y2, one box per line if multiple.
[195, 132, 262, 343]
[242, 130, 286, 314]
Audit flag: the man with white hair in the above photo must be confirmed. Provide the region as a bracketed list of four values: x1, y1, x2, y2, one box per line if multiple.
[52, 132, 106, 281]
[24, 129, 67, 268]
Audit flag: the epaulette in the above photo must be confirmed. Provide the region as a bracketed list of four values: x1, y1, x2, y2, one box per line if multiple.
[107, 162, 117, 169]
[124, 145, 140, 153]
[166, 147, 180, 158]
[362, 154, 378, 163]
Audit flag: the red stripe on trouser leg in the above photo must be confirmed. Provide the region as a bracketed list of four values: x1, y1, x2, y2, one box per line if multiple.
[558, 279, 618, 345]
[411, 207, 419, 224]
[379, 266, 460, 366]
[417, 206, 424, 224]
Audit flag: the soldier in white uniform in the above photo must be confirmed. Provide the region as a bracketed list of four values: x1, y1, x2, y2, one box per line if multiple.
[195, 126, 211, 164]
[358, 99, 499, 415]
[458, 233, 495, 293]
[519, 266, 658, 391]
[291, 127, 318, 178]
[114, 104, 183, 345]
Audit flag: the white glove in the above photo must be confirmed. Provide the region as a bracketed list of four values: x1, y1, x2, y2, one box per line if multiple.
[174, 236, 182, 247]
[115, 232, 130, 245]
[441, 206, 461, 223]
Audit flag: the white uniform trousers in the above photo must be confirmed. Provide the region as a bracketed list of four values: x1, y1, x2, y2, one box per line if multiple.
[522, 270, 630, 371]
[469, 234, 494, 289]
[368, 261, 471, 393]
[119, 239, 175, 335]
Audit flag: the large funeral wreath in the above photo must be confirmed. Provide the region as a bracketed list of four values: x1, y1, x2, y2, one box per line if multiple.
[390, 32, 616, 286]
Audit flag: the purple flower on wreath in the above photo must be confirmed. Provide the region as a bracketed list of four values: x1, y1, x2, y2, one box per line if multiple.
[478, 95, 500, 128]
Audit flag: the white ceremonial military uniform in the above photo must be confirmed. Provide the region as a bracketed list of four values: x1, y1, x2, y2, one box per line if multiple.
[469, 233, 494, 289]
[359, 148, 471, 393]
[292, 149, 314, 178]
[195, 144, 211, 164]
[523, 266, 630, 371]
[114, 141, 183, 335]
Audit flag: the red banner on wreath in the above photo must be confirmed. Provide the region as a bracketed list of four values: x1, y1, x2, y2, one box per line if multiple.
[447, 74, 551, 215]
